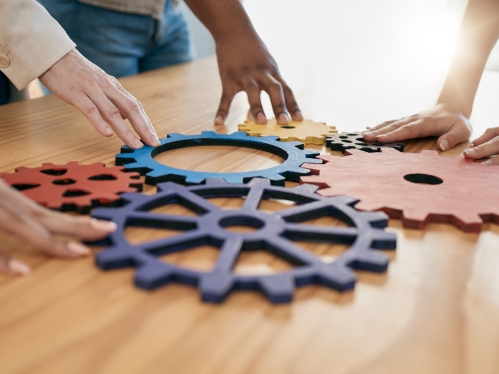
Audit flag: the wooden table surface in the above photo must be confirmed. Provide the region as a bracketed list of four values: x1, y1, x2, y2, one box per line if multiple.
[0, 57, 498, 374]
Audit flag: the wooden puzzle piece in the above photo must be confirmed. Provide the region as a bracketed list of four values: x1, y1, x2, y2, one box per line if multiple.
[116, 131, 322, 185]
[326, 132, 404, 153]
[0, 162, 142, 214]
[238, 118, 337, 145]
[301, 148, 499, 232]
[91, 178, 396, 303]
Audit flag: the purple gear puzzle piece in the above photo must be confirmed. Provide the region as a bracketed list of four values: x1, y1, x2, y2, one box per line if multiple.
[91, 178, 396, 303]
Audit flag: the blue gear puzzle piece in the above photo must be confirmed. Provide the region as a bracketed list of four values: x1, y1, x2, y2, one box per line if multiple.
[116, 131, 322, 185]
[92, 178, 397, 303]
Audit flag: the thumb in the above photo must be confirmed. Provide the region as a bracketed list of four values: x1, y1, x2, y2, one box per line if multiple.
[437, 122, 471, 151]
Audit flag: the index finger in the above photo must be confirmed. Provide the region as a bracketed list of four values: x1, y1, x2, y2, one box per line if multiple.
[106, 81, 160, 147]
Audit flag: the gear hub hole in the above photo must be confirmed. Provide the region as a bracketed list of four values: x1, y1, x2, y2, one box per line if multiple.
[280, 126, 296, 129]
[41, 169, 67, 176]
[219, 216, 265, 233]
[404, 173, 443, 185]
[52, 178, 76, 185]
[12, 183, 40, 191]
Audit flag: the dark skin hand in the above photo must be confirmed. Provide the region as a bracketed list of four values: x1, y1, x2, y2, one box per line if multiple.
[184, 0, 302, 125]
[363, 0, 499, 165]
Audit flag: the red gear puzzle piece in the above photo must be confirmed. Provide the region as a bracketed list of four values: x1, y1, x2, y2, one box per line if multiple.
[300, 148, 499, 232]
[1, 162, 142, 214]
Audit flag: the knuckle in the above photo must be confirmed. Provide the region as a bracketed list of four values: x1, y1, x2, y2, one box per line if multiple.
[268, 81, 283, 91]
[106, 106, 121, 119]
[84, 104, 99, 116]
[128, 100, 144, 113]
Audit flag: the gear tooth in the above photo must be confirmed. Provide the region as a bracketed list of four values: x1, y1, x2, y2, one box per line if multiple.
[264, 135, 280, 141]
[248, 178, 271, 186]
[304, 149, 320, 157]
[293, 183, 320, 194]
[348, 251, 389, 272]
[200, 273, 234, 303]
[185, 174, 206, 184]
[115, 154, 138, 166]
[359, 211, 390, 228]
[344, 149, 365, 156]
[371, 230, 397, 249]
[134, 263, 176, 290]
[223, 175, 244, 184]
[401, 209, 429, 230]
[166, 133, 183, 139]
[156, 181, 184, 192]
[201, 131, 217, 137]
[204, 178, 230, 186]
[231, 131, 249, 138]
[287, 141, 304, 148]
[96, 247, 139, 269]
[317, 264, 356, 291]
[258, 274, 294, 303]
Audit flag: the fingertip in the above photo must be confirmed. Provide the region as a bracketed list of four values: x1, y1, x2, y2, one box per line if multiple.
[90, 218, 117, 233]
[277, 112, 290, 125]
[256, 112, 267, 124]
[439, 139, 449, 152]
[8, 259, 31, 275]
[67, 241, 91, 256]
[131, 138, 144, 149]
[214, 115, 225, 126]
[463, 148, 476, 158]
[293, 110, 303, 121]
[104, 127, 114, 137]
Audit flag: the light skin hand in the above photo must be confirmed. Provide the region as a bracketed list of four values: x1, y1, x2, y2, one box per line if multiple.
[363, 103, 472, 151]
[463, 127, 499, 165]
[39, 49, 160, 149]
[0, 179, 117, 275]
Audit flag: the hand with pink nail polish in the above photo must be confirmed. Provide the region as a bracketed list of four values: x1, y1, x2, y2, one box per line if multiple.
[463, 127, 499, 165]
[0, 179, 117, 276]
[363, 103, 472, 152]
[183, 0, 302, 126]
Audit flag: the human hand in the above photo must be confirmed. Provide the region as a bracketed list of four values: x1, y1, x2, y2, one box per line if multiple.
[214, 34, 302, 126]
[39, 49, 160, 149]
[0, 179, 116, 275]
[363, 103, 472, 151]
[463, 127, 499, 165]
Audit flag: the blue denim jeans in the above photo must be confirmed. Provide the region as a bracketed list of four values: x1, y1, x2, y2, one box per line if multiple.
[38, 0, 193, 78]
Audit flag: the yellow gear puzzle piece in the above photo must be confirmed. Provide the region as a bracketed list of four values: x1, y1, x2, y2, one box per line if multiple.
[238, 118, 337, 145]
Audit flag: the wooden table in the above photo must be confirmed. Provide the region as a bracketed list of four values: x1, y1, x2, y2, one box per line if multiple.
[0, 57, 498, 374]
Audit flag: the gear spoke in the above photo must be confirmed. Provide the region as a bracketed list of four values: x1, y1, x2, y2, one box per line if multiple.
[141, 229, 209, 254]
[283, 223, 358, 244]
[125, 212, 198, 230]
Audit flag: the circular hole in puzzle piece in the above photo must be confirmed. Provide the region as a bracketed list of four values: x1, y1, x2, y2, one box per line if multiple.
[339, 136, 349, 139]
[219, 215, 265, 233]
[356, 138, 366, 142]
[88, 174, 118, 181]
[355, 143, 368, 146]
[12, 183, 40, 191]
[404, 173, 443, 185]
[62, 189, 91, 197]
[52, 178, 76, 185]
[342, 140, 353, 143]
[347, 133, 358, 136]
[40, 169, 67, 176]
[280, 126, 296, 129]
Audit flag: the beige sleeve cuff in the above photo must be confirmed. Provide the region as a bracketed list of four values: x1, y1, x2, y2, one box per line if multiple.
[0, 0, 76, 90]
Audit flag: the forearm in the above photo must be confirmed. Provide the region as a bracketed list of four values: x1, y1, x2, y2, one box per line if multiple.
[438, 0, 499, 117]
[183, 0, 259, 42]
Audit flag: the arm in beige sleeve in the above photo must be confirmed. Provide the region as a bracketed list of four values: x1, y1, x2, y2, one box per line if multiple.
[0, 0, 75, 89]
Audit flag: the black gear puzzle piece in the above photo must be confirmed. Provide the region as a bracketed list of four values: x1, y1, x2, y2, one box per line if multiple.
[326, 132, 404, 153]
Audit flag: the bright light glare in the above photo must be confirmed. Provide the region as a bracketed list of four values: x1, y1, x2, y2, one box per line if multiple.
[405, 11, 461, 72]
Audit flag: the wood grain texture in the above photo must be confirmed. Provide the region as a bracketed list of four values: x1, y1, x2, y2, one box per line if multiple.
[0, 57, 498, 374]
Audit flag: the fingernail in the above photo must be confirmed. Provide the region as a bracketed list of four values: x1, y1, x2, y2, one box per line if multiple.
[440, 139, 449, 152]
[294, 110, 303, 121]
[132, 138, 144, 149]
[483, 159, 493, 165]
[104, 127, 114, 136]
[464, 148, 476, 156]
[363, 131, 373, 137]
[376, 134, 387, 139]
[67, 242, 91, 256]
[278, 112, 290, 124]
[151, 135, 161, 147]
[256, 112, 267, 124]
[91, 218, 117, 232]
[215, 115, 224, 125]
[8, 259, 31, 275]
